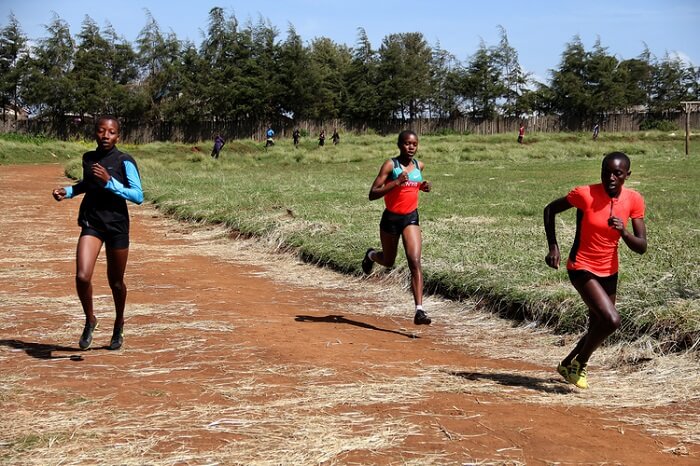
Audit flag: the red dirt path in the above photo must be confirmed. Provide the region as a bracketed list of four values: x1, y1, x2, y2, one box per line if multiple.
[0, 164, 697, 465]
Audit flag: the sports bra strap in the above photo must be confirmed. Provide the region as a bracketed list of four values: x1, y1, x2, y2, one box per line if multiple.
[392, 157, 419, 171]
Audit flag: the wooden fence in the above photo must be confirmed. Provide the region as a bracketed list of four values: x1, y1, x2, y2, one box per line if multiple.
[1, 112, 698, 144]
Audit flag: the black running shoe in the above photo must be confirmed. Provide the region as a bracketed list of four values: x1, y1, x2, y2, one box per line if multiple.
[108, 325, 124, 351]
[413, 309, 432, 325]
[79, 320, 98, 350]
[362, 248, 375, 274]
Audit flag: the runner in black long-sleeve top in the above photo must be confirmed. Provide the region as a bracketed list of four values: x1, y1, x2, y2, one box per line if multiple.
[53, 116, 143, 351]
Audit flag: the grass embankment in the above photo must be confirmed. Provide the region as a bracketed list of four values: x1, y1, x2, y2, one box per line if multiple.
[2, 131, 698, 350]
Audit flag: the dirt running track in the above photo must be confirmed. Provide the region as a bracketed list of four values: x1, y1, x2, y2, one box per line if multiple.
[1, 164, 698, 465]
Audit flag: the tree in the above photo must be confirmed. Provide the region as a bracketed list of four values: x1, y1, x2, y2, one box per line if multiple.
[102, 23, 145, 120]
[494, 26, 529, 117]
[617, 48, 654, 110]
[199, 7, 241, 120]
[649, 53, 696, 114]
[427, 41, 460, 118]
[549, 36, 591, 125]
[162, 40, 204, 124]
[22, 13, 75, 122]
[70, 16, 112, 118]
[277, 24, 314, 120]
[249, 16, 284, 123]
[0, 13, 28, 121]
[377, 32, 433, 121]
[586, 38, 625, 119]
[457, 40, 504, 119]
[344, 28, 380, 123]
[307, 37, 351, 121]
[136, 10, 181, 121]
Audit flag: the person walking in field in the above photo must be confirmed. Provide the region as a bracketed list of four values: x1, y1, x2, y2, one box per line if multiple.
[331, 128, 340, 145]
[318, 129, 326, 147]
[265, 127, 275, 148]
[293, 128, 301, 146]
[211, 134, 225, 159]
[362, 130, 433, 325]
[52, 116, 144, 351]
[518, 123, 525, 144]
[543, 151, 647, 389]
[593, 123, 600, 141]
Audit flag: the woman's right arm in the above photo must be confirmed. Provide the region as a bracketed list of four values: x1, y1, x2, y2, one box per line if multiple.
[53, 180, 86, 201]
[369, 160, 404, 201]
[543, 196, 572, 269]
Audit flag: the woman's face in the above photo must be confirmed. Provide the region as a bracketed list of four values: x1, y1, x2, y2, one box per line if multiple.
[601, 157, 630, 197]
[398, 134, 419, 158]
[95, 119, 120, 151]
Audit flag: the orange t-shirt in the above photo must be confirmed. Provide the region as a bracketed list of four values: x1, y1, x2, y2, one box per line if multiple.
[566, 184, 645, 276]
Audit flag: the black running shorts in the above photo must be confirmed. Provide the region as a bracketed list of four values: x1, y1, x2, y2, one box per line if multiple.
[380, 209, 419, 235]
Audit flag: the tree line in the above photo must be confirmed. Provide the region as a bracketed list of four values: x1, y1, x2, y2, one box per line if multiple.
[1, 8, 698, 133]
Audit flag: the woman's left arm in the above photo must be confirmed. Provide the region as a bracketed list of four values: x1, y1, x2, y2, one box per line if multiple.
[620, 217, 647, 254]
[419, 161, 431, 192]
[104, 160, 144, 204]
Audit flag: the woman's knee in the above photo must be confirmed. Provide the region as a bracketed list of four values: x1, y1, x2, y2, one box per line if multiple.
[381, 254, 397, 268]
[595, 306, 620, 332]
[406, 254, 422, 272]
[109, 279, 126, 293]
[75, 271, 92, 286]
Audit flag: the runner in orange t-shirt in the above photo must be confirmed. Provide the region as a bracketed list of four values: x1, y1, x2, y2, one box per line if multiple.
[362, 130, 432, 325]
[543, 152, 647, 388]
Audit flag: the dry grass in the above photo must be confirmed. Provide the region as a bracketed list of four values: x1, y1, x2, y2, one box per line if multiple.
[155, 218, 700, 445]
[1, 199, 698, 464]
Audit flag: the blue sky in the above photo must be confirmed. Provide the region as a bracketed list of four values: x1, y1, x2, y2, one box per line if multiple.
[2, 0, 698, 83]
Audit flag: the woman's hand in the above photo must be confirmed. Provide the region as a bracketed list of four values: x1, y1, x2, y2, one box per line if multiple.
[92, 163, 111, 185]
[396, 171, 409, 185]
[607, 216, 626, 234]
[52, 188, 66, 201]
[545, 244, 560, 269]
[420, 181, 431, 192]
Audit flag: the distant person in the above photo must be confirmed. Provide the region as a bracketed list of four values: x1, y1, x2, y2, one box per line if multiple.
[331, 128, 340, 145]
[518, 123, 525, 144]
[293, 128, 301, 146]
[593, 123, 600, 141]
[265, 127, 275, 148]
[211, 134, 225, 159]
[544, 151, 647, 389]
[52, 116, 144, 351]
[362, 130, 432, 326]
[318, 129, 326, 147]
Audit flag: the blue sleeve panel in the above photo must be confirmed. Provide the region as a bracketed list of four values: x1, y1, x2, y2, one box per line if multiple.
[64, 180, 87, 199]
[105, 160, 144, 204]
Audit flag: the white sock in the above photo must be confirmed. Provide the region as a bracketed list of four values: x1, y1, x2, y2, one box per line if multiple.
[416, 305, 424, 312]
[368, 250, 376, 262]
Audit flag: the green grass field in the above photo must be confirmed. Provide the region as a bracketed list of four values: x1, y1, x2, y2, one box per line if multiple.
[2, 131, 698, 350]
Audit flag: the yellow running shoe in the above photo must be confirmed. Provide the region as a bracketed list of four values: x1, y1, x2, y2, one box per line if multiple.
[557, 362, 570, 382]
[568, 359, 589, 389]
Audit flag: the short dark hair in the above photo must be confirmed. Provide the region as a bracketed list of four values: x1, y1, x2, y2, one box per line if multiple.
[602, 151, 630, 170]
[95, 115, 120, 132]
[397, 129, 417, 145]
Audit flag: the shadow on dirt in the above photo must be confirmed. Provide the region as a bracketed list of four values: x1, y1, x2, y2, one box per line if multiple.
[0, 339, 85, 361]
[447, 370, 573, 394]
[295, 314, 420, 339]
